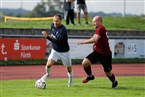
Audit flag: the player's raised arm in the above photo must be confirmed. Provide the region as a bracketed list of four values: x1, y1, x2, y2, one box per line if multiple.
[76, 34, 101, 45]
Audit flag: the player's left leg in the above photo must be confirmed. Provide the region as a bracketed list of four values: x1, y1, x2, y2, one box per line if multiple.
[67, 66, 73, 87]
[105, 71, 118, 88]
[60, 51, 73, 87]
[100, 54, 118, 88]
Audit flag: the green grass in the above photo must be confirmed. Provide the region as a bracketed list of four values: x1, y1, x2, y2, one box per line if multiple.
[1, 76, 145, 97]
[1, 16, 145, 31]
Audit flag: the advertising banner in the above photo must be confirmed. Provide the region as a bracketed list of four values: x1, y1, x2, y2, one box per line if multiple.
[67, 39, 144, 59]
[114, 39, 145, 58]
[0, 38, 46, 60]
[45, 38, 145, 59]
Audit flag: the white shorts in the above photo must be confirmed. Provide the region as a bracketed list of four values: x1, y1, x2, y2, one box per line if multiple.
[48, 49, 72, 67]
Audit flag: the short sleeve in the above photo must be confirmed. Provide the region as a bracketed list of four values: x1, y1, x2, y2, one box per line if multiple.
[95, 27, 103, 36]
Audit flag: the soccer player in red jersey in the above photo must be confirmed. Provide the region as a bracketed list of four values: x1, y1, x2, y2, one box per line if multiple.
[77, 16, 118, 88]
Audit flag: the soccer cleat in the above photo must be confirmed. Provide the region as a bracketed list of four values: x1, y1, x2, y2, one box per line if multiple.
[112, 81, 118, 88]
[82, 75, 95, 83]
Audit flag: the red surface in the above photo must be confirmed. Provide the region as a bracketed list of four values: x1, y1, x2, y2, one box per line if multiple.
[0, 38, 46, 60]
[0, 64, 144, 80]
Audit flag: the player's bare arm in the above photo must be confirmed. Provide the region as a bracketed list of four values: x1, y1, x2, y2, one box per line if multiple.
[77, 34, 101, 45]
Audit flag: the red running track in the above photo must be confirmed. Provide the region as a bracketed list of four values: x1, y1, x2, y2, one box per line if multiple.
[0, 64, 144, 80]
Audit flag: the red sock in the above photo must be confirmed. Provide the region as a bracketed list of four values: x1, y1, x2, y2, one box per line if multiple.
[84, 65, 92, 75]
[108, 73, 116, 83]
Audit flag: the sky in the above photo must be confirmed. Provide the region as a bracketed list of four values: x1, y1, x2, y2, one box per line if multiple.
[0, 0, 145, 16]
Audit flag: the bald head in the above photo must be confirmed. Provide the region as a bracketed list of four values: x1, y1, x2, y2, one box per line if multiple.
[92, 16, 103, 28]
[93, 16, 102, 23]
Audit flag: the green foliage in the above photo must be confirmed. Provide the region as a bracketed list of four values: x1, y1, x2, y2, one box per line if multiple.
[0, 59, 47, 66]
[26, 0, 64, 17]
[1, 76, 145, 97]
[1, 16, 145, 31]
[112, 58, 145, 64]
[0, 58, 145, 66]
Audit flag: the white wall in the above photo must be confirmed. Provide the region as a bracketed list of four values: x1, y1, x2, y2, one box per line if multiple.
[68, 39, 145, 59]
[46, 38, 145, 59]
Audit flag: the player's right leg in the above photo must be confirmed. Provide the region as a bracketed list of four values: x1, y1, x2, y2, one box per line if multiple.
[82, 58, 95, 83]
[76, 4, 81, 25]
[82, 52, 100, 83]
[40, 59, 55, 82]
[40, 49, 58, 81]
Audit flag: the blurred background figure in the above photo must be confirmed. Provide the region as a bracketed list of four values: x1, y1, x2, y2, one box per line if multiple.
[64, 0, 75, 25]
[76, 0, 89, 26]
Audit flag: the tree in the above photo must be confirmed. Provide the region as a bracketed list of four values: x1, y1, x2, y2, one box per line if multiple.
[0, 12, 5, 22]
[26, 0, 64, 17]
[33, 3, 46, 17]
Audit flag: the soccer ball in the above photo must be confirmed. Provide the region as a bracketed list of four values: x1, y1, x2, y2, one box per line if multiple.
[35, 79, 46, 89]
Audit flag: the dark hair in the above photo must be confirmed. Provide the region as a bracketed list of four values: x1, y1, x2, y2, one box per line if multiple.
[54, 14, 62, 20]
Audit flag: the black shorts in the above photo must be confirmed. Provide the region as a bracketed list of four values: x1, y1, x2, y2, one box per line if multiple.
[86, 51, 112, 72]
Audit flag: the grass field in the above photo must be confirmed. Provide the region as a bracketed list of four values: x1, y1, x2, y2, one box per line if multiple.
[1, 16, 145, 31]
[1, 76, 144, 97]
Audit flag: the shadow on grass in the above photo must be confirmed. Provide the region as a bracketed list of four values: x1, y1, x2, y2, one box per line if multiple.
[115, 86, 144, 91]
[93, 86, 144, 91]
[74, 84, 144, 91]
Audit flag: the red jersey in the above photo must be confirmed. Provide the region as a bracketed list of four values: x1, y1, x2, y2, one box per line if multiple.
[93, 25, 112, 55]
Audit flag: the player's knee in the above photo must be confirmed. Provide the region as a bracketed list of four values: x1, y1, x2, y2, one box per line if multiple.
[105, 71, 112, 77]
[82, 58, 90, 67]
[77, 12, 80, 15]
[67, 66, 72, 72]
[46, 64, 52, 68]
[46, 59, 55, 68]
[82, 62, 86, 67]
